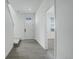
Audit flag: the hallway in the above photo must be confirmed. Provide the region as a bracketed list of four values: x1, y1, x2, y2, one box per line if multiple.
[6, 39, 53, 59]
[5, 0, 73, 59]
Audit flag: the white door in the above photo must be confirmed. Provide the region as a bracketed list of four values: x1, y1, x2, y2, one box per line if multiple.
[24, 15, 35, 39]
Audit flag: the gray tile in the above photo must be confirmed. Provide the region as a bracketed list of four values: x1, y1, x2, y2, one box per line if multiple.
[6, 39, 54, 59]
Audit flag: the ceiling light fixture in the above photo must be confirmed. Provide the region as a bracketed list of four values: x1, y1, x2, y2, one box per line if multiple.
[28, 8, 32, 11]
[25, 8, 32, 11]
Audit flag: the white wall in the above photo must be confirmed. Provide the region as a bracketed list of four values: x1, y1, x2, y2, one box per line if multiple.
[5, 3, 14, 57]
[8, 4, 35, 40]
[56, 0, 73, 59]
[47, 6, 55, 39]
[35, 0, 54, 49]
[8, 4, 24, 39]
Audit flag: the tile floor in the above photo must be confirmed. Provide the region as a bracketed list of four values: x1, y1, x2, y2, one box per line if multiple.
[6, 39, 54, 59]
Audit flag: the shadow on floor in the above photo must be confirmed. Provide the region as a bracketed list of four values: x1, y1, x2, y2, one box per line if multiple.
[6, 39, 54, 59]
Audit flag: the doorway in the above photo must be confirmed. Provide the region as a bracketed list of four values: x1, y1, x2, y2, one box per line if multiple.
[24, 13, 35, 39]
[6, 0, 56, 59]
[46, 5, 56, 59]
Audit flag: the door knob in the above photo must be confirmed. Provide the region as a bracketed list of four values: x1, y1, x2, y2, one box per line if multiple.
[24, 28, 26, 32]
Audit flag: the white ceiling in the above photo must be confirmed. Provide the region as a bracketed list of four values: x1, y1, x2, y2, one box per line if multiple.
[8, 0, 43, 13]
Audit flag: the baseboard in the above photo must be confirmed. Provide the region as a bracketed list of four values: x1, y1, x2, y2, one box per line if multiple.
[5, 45, 14, 59]
[13, 40, 21, 48]
[35, 38, 47, 50]
[6, 40, 21, 59]
[23, 38, 34, 40]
